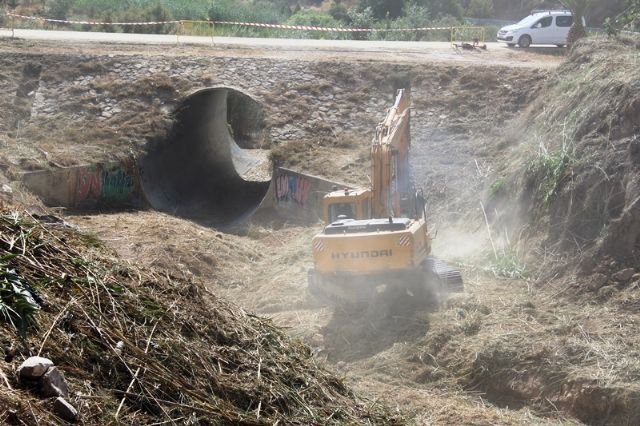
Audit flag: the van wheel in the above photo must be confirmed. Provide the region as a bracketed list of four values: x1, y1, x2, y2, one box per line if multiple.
[518, 35, 532, 48]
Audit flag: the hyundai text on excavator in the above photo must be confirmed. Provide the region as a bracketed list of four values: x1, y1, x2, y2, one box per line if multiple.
[308, 89, 463, 307]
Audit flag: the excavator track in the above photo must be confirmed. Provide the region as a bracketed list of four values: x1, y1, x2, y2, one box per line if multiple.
[308, 258, 463, 309]
[425, 256, 464, 293]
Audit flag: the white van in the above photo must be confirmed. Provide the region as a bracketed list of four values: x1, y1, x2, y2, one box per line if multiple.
[497, 10, 582, 48]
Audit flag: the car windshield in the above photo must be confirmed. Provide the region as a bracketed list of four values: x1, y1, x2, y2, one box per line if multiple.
[516, 14, 542, 26]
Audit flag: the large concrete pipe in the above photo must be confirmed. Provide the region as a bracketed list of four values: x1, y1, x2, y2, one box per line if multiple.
[140, 87, 271, 225]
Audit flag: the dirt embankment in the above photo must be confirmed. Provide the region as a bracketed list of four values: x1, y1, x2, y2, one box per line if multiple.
[7, 34, 640, 425]
[468, 37, 640, 424]
[493, 38, 640, 284]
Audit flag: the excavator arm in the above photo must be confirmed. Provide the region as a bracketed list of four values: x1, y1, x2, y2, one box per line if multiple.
[371, 89, 413, 219]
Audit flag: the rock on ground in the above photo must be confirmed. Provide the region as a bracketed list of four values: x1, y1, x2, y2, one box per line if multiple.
[17, 356, 53, 379]
[41, 366, 69, 398]
[53, 397, 79, 422]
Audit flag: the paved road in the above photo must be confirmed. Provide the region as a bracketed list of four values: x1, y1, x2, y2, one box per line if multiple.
[0, 27, 562, 68]
[0, 27, 493, 49]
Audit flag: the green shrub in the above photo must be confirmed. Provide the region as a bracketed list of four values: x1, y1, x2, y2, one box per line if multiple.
[489, 177, 507, 197]
[347, 6, 374, 39]
[287, 9, 340, 27]
[119, 4, 174, 34]
[1, 255, 40, 339]
[489, 247, 528, 279]
[208, 0, 288, 24]
[286, 10, 344, 39]
[370, 4, 427, 41]
[527, 142, 575, 206]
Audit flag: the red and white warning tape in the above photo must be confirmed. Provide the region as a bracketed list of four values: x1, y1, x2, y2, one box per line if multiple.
[5, 12, 453, 32]
[213, 20, 452, 32]
[6, 12, 180, 26]
[213, 20, 369, 32]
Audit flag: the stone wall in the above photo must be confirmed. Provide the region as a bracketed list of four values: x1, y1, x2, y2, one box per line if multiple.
[0, 50, 395, 179]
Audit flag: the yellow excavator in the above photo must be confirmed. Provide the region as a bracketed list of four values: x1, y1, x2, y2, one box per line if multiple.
[308, 89, 463, 307]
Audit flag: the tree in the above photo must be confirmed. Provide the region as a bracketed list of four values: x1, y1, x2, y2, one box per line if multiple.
[347, 6, 374, 39]
[286, 9, 342, 38]
[357, 0, 404, 20]
[45, 0, 74, 20]
[287, 9, 340, 27]
[467, 0, 494, 19]
[413, 0, 464, 20]
[145, 3, 174, 34]
[560, 0, 595, 47]
[329, 1, 350, 23]
[604, 0, 640, 35]
[1, 0, 20, 8]
[621, 0, 640, 30]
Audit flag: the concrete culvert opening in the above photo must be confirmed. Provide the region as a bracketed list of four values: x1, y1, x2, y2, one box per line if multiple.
[141, 87, 271, 225]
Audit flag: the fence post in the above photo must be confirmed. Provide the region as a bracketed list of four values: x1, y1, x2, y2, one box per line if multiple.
[8, 9, 15, 38]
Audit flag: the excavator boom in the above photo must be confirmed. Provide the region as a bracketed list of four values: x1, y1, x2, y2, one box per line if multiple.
[371, 89, 413, 219]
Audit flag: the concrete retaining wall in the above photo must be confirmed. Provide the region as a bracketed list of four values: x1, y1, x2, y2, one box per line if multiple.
[22, 160, 144, 209]
[22, 162, 349, 223]
[272, 167, 352, 223]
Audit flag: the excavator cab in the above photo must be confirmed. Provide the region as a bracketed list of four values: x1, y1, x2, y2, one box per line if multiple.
[322, 188, 371, 223]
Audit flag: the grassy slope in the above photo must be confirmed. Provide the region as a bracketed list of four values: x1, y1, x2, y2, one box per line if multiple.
[494, 37, 640, 276]
[446, 37, 640, 423]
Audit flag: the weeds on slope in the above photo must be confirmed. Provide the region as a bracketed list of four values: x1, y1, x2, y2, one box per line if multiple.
[526, 139, 575, 207]
[488, 246, 528, 279]
[0, 205, 403, 425]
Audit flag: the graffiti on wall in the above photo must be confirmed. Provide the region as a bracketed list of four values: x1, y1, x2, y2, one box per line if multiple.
[276, 173, 311, 206]
[76, 164, 135, 204]
[76, 168, 102, 201]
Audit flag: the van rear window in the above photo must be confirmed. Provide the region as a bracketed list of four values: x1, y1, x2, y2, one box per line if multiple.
[556, 16, 574, 27]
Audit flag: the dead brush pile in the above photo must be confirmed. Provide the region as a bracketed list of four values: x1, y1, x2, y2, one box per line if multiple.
[491, 37, 640, 284]
[0, 206, 402, 425]
[412, 287, 640, 425]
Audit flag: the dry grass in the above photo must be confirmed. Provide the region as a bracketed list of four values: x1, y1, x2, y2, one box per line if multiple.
[68, 211, 599, 425]
[0, 205, 403, 424]
[409, 268, 640, 424]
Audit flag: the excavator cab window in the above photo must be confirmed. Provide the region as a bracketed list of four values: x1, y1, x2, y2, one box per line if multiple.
[361, 199, 371, 219]
[329, 203, 356, 223]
